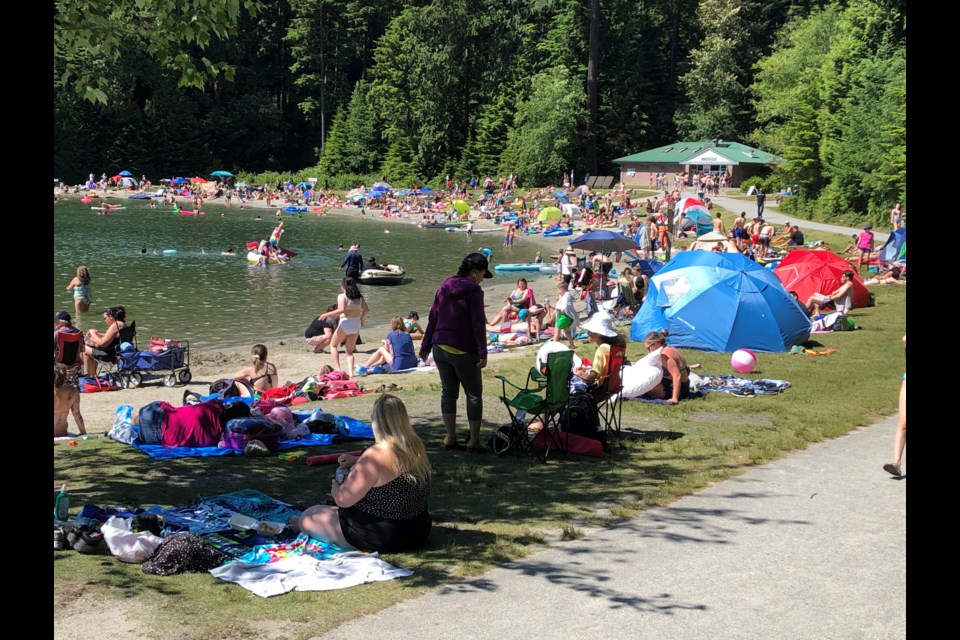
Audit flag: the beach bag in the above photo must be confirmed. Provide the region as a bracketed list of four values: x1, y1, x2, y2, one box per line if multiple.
[101, 516, 164, 564]
[78, 374, 119, 393]
[209, 378, 256, 399]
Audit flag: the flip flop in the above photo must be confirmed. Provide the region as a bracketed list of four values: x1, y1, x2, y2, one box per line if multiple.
[386, 383, 402, 391]
[374, 384, 386, 393]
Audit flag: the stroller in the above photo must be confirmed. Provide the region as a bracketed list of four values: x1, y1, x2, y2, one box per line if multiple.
[115, 340, 192, 388]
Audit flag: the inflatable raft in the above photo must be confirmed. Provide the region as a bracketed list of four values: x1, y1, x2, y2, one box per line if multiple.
[358, 264, 406, 285]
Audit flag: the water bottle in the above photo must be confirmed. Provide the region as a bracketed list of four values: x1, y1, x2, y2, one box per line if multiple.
[54, 484, 70, 520]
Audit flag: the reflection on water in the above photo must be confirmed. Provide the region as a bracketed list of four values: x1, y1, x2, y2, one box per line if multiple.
[53, 199, 546, 349]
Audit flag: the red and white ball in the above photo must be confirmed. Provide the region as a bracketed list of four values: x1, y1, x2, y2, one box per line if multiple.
[731, 349, 757, 374]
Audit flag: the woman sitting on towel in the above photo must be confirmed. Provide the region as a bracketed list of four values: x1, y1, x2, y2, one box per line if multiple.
[362, 316, 419, 372]
[640, 330, 690, 405]
[291, 394, 432, 553]
[232, 344, 279, 392]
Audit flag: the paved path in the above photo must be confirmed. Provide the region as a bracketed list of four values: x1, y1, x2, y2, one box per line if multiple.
[706, 192, 890, 243]
[314, 417, 905, 640]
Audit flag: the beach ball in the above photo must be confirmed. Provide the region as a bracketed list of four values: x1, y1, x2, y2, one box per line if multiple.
[731, 349, 757, 374]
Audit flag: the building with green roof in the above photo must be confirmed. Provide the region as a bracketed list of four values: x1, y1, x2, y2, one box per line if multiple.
[613, 140, 783, 189]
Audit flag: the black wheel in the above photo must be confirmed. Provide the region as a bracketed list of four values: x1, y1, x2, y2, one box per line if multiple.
[163, 374, 177, 387]
[178, 369, 193, 384]
[128, 372, 143, 388]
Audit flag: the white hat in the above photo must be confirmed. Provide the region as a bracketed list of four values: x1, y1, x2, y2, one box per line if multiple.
[581, 311, 618, 338]
[564, 247, 577, 255]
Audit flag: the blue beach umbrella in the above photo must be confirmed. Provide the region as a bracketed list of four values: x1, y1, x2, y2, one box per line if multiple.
[210, 170, 234, 178]
[171, 177, 187, 185]
[118, 170, 134, 177]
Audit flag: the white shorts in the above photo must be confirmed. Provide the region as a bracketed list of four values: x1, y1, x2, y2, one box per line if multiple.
[337, 316, 361, 335]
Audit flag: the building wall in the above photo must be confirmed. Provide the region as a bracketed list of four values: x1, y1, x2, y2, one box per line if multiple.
[618, 163, 768, 189]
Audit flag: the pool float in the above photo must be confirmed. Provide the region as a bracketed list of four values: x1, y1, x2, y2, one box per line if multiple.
[543, 228, 573, 237]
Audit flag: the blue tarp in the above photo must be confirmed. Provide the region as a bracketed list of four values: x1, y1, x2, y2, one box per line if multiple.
[629, 251, 812, 353]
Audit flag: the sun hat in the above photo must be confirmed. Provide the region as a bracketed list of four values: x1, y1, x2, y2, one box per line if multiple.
[565, 247, 577, 255]
[55, 310, 72, 323]
[581, 311, 618, 338]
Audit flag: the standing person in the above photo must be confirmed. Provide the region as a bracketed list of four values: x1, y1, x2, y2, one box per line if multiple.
[561, 247, 577, 287]
[54, 363, 86, 438]
[232, 344, 279, 392]
[756, 188, 766, 217]
[732, 212, 748, 248]
[340, 243, 364, 280]
[712, 212, 725, 234]
[318, 278, 370, 376]
[419, 252, 492, 453]
[857, 223, 876, 269]
[638, 219, 654, 259]
[884, 335, 907, 477]
[890, 203, 902, 230]
[66, 265, 92, 315]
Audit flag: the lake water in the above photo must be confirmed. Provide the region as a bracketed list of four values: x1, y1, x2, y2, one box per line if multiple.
[53, 198, 554, 349]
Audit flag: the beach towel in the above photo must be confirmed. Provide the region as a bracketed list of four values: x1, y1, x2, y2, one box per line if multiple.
[695, 374, 792, 395]
[129, 415, 374, 459]
[210, 544, 413, 597]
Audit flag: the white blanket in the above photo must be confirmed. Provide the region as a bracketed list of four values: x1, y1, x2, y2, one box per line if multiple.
[210, 552, 412, 597]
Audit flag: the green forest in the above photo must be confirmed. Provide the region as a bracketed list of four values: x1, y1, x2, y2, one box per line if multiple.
[53, 0, 905, 224]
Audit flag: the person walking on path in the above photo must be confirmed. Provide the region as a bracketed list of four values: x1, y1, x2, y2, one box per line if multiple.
[884, 334, 907, 477]
[419, 252, 492, 453]
[756, 188, 766, 217]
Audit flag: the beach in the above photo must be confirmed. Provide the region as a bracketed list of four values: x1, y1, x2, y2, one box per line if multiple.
[55, 189, 587, 437]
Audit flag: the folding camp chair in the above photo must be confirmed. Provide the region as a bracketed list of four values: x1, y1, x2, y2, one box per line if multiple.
[496, 349, 574, 463]
[54, 330, 85, 386]
[593, 344, 626, 444]
[95, 320, 138, 378]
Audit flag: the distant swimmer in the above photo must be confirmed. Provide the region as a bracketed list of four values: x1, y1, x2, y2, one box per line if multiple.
[140, 247, 147, 255]
[255, 215, 262, 220]
[338, 244, 345, 251]
[384, 229, 390, 234]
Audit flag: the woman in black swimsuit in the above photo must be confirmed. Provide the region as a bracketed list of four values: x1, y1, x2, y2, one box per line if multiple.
[232, 344, 278, 392]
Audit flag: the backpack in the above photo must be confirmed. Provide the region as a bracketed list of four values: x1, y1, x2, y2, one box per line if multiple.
[559, 391, 603, 441]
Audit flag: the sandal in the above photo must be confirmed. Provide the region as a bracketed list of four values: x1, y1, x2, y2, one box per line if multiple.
[386, 383, 401, 391]
[374, 384, 386, 393]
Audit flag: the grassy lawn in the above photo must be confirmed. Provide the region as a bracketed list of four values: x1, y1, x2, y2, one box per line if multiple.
[53, 225, 906, 639]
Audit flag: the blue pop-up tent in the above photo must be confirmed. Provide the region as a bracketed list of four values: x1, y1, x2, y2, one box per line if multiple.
[878, 227, 906, 263]
[629, 251, 812, 353]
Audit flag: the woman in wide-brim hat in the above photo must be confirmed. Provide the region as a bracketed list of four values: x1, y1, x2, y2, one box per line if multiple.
[573, 311, 624, 388]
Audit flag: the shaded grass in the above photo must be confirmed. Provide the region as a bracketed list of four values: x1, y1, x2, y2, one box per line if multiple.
[53, 272, 905, 640]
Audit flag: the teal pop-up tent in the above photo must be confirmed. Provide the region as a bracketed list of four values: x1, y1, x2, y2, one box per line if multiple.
[629, 251, 812, 353]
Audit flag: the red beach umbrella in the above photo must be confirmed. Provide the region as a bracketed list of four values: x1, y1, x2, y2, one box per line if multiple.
[773, 249, 870, 309]
[190, 177, 207, 184]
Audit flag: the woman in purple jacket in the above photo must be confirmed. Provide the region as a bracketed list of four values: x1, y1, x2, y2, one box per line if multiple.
[419, 252, 493, 453]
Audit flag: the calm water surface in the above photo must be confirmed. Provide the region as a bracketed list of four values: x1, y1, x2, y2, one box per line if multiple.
[53, 198, 551, 349]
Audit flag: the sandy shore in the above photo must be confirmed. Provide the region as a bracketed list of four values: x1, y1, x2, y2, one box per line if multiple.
[57, 190, 585, 438]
